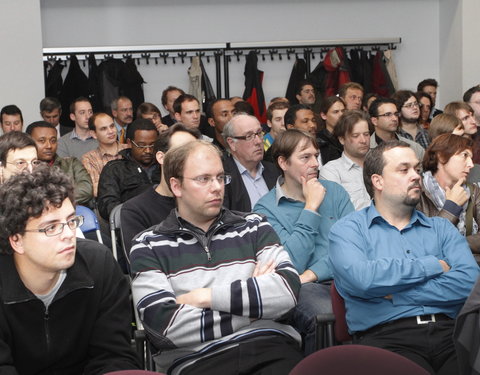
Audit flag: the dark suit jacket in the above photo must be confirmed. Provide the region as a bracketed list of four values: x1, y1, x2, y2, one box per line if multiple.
[223, 155, 279, 212]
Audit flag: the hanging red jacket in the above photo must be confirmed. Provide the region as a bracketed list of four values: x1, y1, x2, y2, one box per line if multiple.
[323, 47, 351, 97]
[371, 51, 395, 97]
[242, 51, 267, 124]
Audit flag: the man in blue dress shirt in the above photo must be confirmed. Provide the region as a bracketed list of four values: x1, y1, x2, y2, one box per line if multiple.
[329, 140, 479, 374]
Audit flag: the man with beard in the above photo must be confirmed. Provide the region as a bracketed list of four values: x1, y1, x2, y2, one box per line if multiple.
[369, 98, 425, 161]
[329, 141, 479, 374]
[320, 110, 371, 210]
[222, 113, 279, 212]
[392, 90, 431, 149]
[254, 129, 353, 354]
[97, 119, 159, 220]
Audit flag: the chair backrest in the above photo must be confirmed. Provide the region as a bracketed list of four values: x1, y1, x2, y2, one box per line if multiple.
[289, 344, 430, 375]
[109, 203, 124, 262]
[76, 205, 103, 243]
[103, 371, 162, 375]
[330, 281, 352, 343]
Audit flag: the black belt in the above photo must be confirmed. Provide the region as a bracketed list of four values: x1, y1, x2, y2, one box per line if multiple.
[354, 314, 452, 339]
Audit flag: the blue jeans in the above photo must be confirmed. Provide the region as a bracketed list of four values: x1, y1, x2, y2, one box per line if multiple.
[291, 282, 332, 355]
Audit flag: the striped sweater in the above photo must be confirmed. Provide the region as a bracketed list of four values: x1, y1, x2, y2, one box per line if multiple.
[130, 209, 301, 374]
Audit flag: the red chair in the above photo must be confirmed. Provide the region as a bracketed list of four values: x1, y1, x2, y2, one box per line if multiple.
[103, 371, 162, 375]
[289, 344, 430, 375]
[330, 281, 352, 343]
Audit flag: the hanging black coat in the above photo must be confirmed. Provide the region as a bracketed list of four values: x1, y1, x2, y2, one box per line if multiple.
[60, 55, 90, 127]
[96, 58, 124, 114]
[120, 57, 145, 115]
[87, 53, 102, 113]
[285, 58, 307, 104]
[44, 60, 64, 99]
[242, 51, 267, 124]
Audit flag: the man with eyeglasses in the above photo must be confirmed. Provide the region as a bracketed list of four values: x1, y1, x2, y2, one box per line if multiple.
[369, 98, 425, 161]
[0, 131, 38, 183]
[97, 118, 159, 220]
[392, 90, 431, 149]
[130, 140, 303, 374]
[222, 113, 280, 212]
[111, 96, 134, 144]
[0, 166, 140, 374]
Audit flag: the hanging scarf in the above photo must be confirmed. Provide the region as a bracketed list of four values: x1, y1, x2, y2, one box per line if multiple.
[422, 171, 478, 236]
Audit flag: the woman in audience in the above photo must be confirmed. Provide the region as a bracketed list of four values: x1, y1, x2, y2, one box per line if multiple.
[317, 96, 346, 164]
[417, 133, 480, 261]
[428, 113, 464, 140]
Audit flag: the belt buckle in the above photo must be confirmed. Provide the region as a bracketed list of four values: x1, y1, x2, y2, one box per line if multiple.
[416, 314, 436, 324]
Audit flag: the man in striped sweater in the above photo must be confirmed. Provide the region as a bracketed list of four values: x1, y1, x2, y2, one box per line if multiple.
[130, 140, 303, 375]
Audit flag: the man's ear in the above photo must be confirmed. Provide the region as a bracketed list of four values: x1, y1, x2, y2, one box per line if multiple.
[174, 113, 182, 122]
[156, 151, 165, 165]
[69, 113, 76, 122]
[266, 120, 272, 129]
[320, 112, 327, 121]
[90, 130, 97, 140]
[9, 234, 24, 255]
[370, 116, 378, 127]
[371, 174, 383, 192]
[295, 94, 301, 103]
[338, 136, 345, 146]
[169, 177, 182, 198]
[226, 137, 236, 152]
[208, 117, 215, 128]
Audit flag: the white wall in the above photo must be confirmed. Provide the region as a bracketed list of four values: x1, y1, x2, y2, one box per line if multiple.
[40, 0, 445, 113]
[0, 0, 45, 126]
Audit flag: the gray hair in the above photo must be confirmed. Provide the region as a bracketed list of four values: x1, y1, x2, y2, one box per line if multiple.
[222, 112, 260, 149]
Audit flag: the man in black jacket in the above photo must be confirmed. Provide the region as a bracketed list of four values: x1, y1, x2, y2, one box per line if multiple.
[222, 113, 279, 212]
[97, 118, 159, 220]
[0, 166, 139, 375]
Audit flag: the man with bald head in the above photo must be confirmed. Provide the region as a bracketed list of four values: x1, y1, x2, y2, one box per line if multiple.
[222, 113, 279, 211]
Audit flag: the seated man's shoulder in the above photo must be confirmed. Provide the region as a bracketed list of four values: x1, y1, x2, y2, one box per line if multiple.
[76, 238, 116, 267]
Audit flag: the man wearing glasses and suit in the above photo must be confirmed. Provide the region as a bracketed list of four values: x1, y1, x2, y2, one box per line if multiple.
[222, 113, 279, 212]
[0, 166, 139, 374]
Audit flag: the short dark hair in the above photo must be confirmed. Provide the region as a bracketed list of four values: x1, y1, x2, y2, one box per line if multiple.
[391, 90, 416, 110]
[272, 129, 318, 177]
[161, 86, 185, 107]
[338, 82, 364, 98]
[369, 98, 397, 118]
[69, 97, 91, 114]
[463, 85, 480, 103]
[284, 104, 312, 127]
[417, 78, 438, 92]
[163, 140, 222, 193]
[363, 140, 410, 198]
[39, 97, 61, 113]
[26, 121, 56, 135]
[267, 101, 290, 122]
[0, 131, 36, 165]
[0, 166, 75, 254]
[88, 112, 111, 131]
[173, 94, 199, 115]
[125, 118, 158, 141]
[154, 123, 202, 154]
[415, 91, 433, 106]
[423, 133, 472, 174]
[0, 105, 23, 124]
[234, 101, 254, 116]
[206, 98, 231, 119]
[295, 80, 314, 96]
[136, 102, 161, 118]
[334, 110, 372, 139]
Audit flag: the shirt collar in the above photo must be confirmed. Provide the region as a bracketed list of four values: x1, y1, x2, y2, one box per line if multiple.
[274, 176, 303, 205]
[340, 152, 360, 170]
[233, 157, 264, 178]
[366, 202, 432, 229]
[70, 128, 94, 140]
